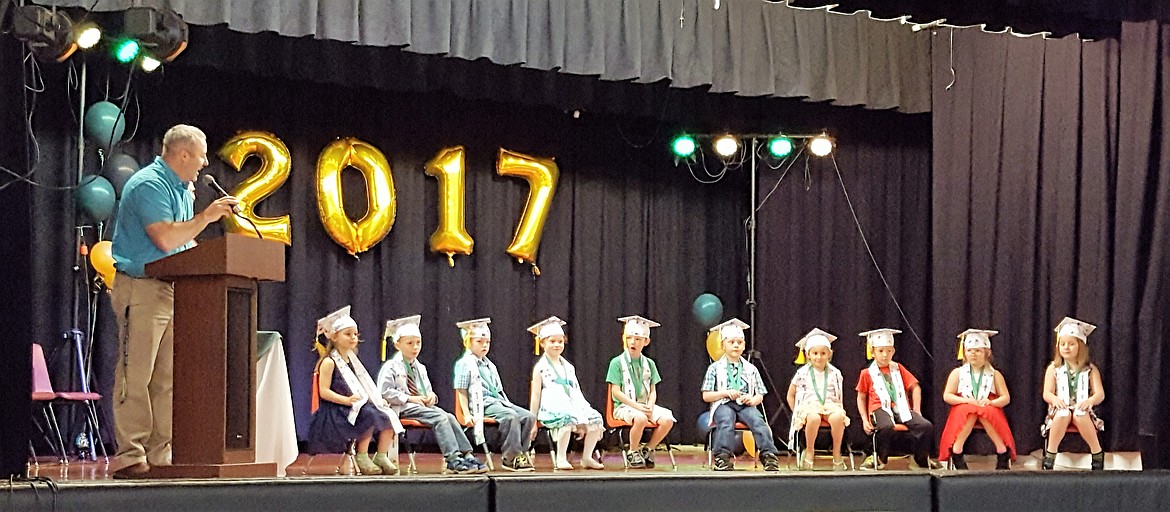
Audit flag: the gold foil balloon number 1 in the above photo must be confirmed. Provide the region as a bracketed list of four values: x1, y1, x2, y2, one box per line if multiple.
[424, 146, 474, 266]
[217, 131, 293, 245]
[496, 148, 558, 274]
[316, 138, 397, 257]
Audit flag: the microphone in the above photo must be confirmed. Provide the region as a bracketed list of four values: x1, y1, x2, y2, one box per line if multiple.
[201, 174, 240, 213]
[201, 174, 264, 240]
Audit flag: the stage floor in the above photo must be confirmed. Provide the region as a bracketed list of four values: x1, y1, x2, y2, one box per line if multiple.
[10, 448, 1168, 512]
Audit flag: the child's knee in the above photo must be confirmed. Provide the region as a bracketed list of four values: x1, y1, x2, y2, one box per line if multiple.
[632, 415, 649, 427]
[804, 413, 821, 425]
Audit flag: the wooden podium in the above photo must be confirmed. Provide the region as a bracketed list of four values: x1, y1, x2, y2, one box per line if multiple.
[145, 234, 285, 478]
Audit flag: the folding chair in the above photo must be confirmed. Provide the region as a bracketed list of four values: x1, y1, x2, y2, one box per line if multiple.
[398, 418, 429, 474]
[793, 417, 855, 470]
[604, 387, 676, 470]
[301, 368, 359, 475]
[868, 419, 909, 469]
[453, 391, 496, 470]
[31, 343, 68, 464]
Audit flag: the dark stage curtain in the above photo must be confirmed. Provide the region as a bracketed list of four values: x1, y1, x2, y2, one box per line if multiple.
[16, 56, 756, 445]
[38, 0, 932, 113]
[931, 22, 1170, 465]
[0, 35, 35, 477]
[754, 107, 933, 442]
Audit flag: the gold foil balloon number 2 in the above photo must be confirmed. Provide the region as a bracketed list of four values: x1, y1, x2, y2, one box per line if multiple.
[218, 134, 558, 270]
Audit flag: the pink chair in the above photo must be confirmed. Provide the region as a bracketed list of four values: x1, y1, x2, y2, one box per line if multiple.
[32, 343, 108, 463]
[31, 343, 68, 463]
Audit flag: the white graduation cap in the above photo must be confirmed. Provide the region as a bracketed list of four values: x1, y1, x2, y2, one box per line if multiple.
[528, 316, 567, 355]
[859, 328, 902, 359]
[1054, 316, 1097, 343]
[317, 305, 356, 337]
[456, 317, 492, 348]
[709, 318, 749, 342]
[795, 327, 837, 364]
[956, 328, 998, 360]
[618, 315, 661, 338]
[385, 315, 423, 342]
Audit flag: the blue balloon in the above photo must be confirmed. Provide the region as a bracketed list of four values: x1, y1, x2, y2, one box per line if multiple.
[83, 101, 126, 149]
[692, 293, 724, 327]
[76, 175, 117, 222]
[101, 153, 140, 198]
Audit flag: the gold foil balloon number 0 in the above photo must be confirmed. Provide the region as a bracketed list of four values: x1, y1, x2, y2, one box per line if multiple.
[316, 138, 397, 256]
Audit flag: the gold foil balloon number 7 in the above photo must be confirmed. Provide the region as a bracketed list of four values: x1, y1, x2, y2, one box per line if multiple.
[496, 148, 558, 273]
[316, 138, 397, 257]
[216, 131, 293, 245]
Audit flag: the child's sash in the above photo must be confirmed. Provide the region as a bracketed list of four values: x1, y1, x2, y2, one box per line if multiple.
[956, 363, 995, 400]
[619, 351, 653, 404]
[1055, 364, 1091, 417]
[868, 362, 912, 422]
[330, 350, 403, 433]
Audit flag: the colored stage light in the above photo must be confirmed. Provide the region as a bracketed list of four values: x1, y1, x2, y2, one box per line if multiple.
[713, 135, 739, 157]
[76, 25, 102, 50]
[768, 137, 794, 158]
[124, 7, 189, 62]
[140, 55, 162, 72]
[12, 5, 79, 62]
[809, 135, 834, 157]
[671, 135, 698, 158]
[113, 38, 140, 63]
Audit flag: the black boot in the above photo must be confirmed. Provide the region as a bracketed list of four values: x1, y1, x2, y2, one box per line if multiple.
[950, 451, 968, 470]
[1042, 450, 1056, 470]
[995, 451, 1010, 470]
[1091, 451, 1105, 471]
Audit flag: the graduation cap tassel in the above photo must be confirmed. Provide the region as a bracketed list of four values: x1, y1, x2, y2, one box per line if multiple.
[795, 349, 805, 365]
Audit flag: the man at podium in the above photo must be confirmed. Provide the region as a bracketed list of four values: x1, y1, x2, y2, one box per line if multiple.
[109, 124, 239, 479]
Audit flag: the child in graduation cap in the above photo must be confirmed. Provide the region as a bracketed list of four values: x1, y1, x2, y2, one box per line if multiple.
[605, 315, 676, 469]
[787, 328, 850, 470]
[854, 328, 940, 470]
[700, 318, 782, 471]
[1041, 317, 1106, 470]
[528, 316, 606, 470]
[376, 315, 488, 474]
[453, 317, 537, 472]
[307, 306, 403, 475]
[940, 328, 1016, 470]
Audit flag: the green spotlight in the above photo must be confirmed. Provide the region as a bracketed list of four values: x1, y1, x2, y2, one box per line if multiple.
[768, 137, 794, 158]
[671, 135, 697, 158]
[113, 39, 140, 63]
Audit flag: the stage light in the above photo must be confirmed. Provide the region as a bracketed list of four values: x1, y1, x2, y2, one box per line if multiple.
[124, 7, 189, 62]
[768, 137, 794, 158]
[140, 55, 162, 72]
[76, 24, 102, 50]
[671, 135, 697, 158]
[113, 38, 140, 63]
[12, 5, 79, 62]
[714, 135, 739, 157]
[809, 135, 834, 157]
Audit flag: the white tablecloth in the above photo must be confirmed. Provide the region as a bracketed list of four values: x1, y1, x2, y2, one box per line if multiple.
[255, 332, 298, 476]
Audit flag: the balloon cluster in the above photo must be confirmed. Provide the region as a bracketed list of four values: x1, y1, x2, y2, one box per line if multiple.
[79, 100, 140, 289]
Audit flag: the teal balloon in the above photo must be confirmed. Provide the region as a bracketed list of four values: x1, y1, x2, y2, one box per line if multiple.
[691, 293, 724, 327]
[83, 101, 126, 149]
[76, 175, 117, 222]
[102, 153, 140, 198]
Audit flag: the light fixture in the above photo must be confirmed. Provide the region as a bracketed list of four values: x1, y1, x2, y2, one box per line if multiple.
[809, 135, 834, 157]
[76, 24, 102, 50]
[767, 137, 794, 158]
[713, 135, 739, 157]
[140, 54, 162, 72]
[124, 7, 189, 62]
[12, 5, 78, 62]
[671, 135, 697, 158]
[112, 38, 140, 63]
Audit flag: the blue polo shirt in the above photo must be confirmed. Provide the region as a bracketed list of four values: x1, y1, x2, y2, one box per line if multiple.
[111, 156, 195, 277]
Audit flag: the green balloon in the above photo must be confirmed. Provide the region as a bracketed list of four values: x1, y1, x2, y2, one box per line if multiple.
[76, 175, 117, 222]
[692, 293, 724, 327]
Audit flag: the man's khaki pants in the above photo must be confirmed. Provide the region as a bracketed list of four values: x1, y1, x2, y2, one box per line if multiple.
[111, 273, 174, 467]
